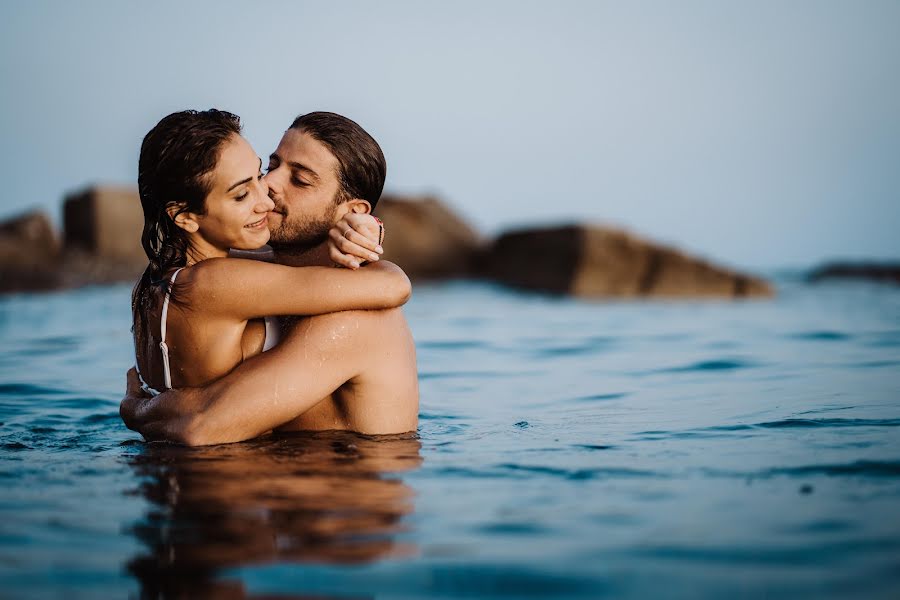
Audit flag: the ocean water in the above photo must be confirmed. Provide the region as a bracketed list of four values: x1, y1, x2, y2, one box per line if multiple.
[1, 276, 899, 599]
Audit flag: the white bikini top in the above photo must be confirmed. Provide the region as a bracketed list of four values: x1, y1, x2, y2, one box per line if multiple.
[135, 267, 280, 396]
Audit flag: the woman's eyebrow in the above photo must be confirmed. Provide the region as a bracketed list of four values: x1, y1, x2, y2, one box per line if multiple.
[227, 159, 264, 191]
[227, 176, 253, 192]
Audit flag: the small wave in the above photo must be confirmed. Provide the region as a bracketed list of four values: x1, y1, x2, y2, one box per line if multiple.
[796, 406, 857, 415]
[497, 463, 660, 480]
[535, 345, 596, 357]
[638, 418, 900, 440]
[629, 537, 900, 565]
[705, 460, 900, 480]
[430, 466, 502, 479]
[573, 392, 628, 403]
[17, 335, 81, 357]
[766, 460, 900, 478]
[2, 441, 30, 451]
[862, 329, 900, 348]
[419, 412, 465, 421]
[788, 331, 852, 341]
[419, 340, 487, 350]
[80, 413, 120, 424]
[850, 360, 900, 369]
[573, 444, 616, 451]
[54, 397, 110, 410]
[0, 383, 68, 397]
[478, 522, 550, 535]
[648, 359, 755, 375]
[754, 418, 900, 429]
[418, 370, 516, 380]
[28, 426, 57, 434]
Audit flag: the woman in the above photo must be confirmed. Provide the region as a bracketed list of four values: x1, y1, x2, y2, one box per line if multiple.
[132, 109, 408, 395]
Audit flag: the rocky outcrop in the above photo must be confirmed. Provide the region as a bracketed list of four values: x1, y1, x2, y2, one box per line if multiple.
[484, 224, 773, 299]
[0, 211, 62, 292]
[809, 262, 900, 285]
[3, 187, 776, 301]
[0, 186, 147, 293]
[373, 195, 484, 279]
[64, 185, 145, 267]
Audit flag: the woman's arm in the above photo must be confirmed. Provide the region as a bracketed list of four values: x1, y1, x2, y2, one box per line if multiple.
[182, 258, 411, 321]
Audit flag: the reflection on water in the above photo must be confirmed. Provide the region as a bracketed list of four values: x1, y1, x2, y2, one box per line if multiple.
[125, 431, 422, 599]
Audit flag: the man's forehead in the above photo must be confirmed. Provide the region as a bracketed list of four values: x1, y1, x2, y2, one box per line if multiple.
[273, 129, 338, 173]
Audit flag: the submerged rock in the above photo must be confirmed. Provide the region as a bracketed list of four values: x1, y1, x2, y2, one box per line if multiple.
[808, 262, 900, 285]
[484, 224, 773, 299]
[374, 195, 484, 279]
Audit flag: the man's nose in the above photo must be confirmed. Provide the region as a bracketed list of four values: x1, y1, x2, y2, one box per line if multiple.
[264, 169, 283, 200]
[255, 180, 275, 212]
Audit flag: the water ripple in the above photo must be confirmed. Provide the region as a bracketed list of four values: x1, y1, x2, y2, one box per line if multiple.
[497, 464, 660, 480]
[788, 331, 852, 341]
[572, 392, 628, 403]
[766, 460, 900, 478]
[646, 359, 756, 375]
[753, 418, 900, 429]
[638, 418, 900, 440]
[0, 382, 68, 397]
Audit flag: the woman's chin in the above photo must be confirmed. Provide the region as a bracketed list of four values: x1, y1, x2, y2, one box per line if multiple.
[234, 232, 271, 251]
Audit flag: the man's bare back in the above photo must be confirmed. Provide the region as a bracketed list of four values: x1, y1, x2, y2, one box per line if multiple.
[275, 308, 418, 434]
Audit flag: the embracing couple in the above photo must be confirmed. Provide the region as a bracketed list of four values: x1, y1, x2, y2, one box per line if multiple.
[119, 110, 418, 445]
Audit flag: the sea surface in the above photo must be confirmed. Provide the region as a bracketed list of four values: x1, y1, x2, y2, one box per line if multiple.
[1, 276, 899, 599]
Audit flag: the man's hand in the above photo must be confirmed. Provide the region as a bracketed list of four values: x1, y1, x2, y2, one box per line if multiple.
[328, 212, 385, 269]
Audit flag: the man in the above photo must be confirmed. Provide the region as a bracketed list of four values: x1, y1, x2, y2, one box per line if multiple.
[120, 112, 419, 445]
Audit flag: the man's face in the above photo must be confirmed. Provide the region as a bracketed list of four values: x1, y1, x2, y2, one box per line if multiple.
[265, 128, 342, 249]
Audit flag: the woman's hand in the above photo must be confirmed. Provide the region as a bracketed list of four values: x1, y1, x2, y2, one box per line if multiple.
[328, 212, 385, 269]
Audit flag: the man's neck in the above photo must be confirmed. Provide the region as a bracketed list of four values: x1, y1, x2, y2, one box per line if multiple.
[272, 242, 332, 267]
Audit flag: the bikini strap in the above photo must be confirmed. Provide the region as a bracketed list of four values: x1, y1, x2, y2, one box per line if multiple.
[159, 268, 184, 389]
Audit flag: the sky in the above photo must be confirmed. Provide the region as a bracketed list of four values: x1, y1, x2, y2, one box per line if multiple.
[1, 0, 898, 270]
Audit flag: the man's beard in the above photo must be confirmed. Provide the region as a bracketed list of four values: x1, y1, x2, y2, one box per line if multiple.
[268, 204, 337, 252]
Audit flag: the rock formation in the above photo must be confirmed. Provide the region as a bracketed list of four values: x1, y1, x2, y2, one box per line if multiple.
[0, 211, 62, 292]
[374, 195, 483, 279]
[484, 224, 773, 299]
[2, 186, 775, 300]
[64, 185, 145, 267]
[809, 262, 900, 285]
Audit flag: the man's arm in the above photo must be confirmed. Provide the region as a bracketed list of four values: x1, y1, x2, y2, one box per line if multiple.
[121, 309, 412, 446]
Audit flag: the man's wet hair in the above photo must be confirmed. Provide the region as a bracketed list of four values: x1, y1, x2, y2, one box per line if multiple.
[289, 112, 386, 210]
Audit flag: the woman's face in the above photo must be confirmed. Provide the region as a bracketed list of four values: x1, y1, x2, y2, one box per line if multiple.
[194, 134, 274, 251]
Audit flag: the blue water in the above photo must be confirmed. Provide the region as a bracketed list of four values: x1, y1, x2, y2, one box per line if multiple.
[1, 277, 899, 599]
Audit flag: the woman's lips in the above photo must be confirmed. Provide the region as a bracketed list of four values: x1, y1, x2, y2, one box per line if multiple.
[245, 215, 268, 229]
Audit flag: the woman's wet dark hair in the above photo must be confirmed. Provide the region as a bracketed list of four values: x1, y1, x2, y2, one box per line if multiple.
[132, 109, 242, 362]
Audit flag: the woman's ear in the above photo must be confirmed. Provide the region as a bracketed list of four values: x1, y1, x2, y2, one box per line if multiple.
[165, 203, 200, 233]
